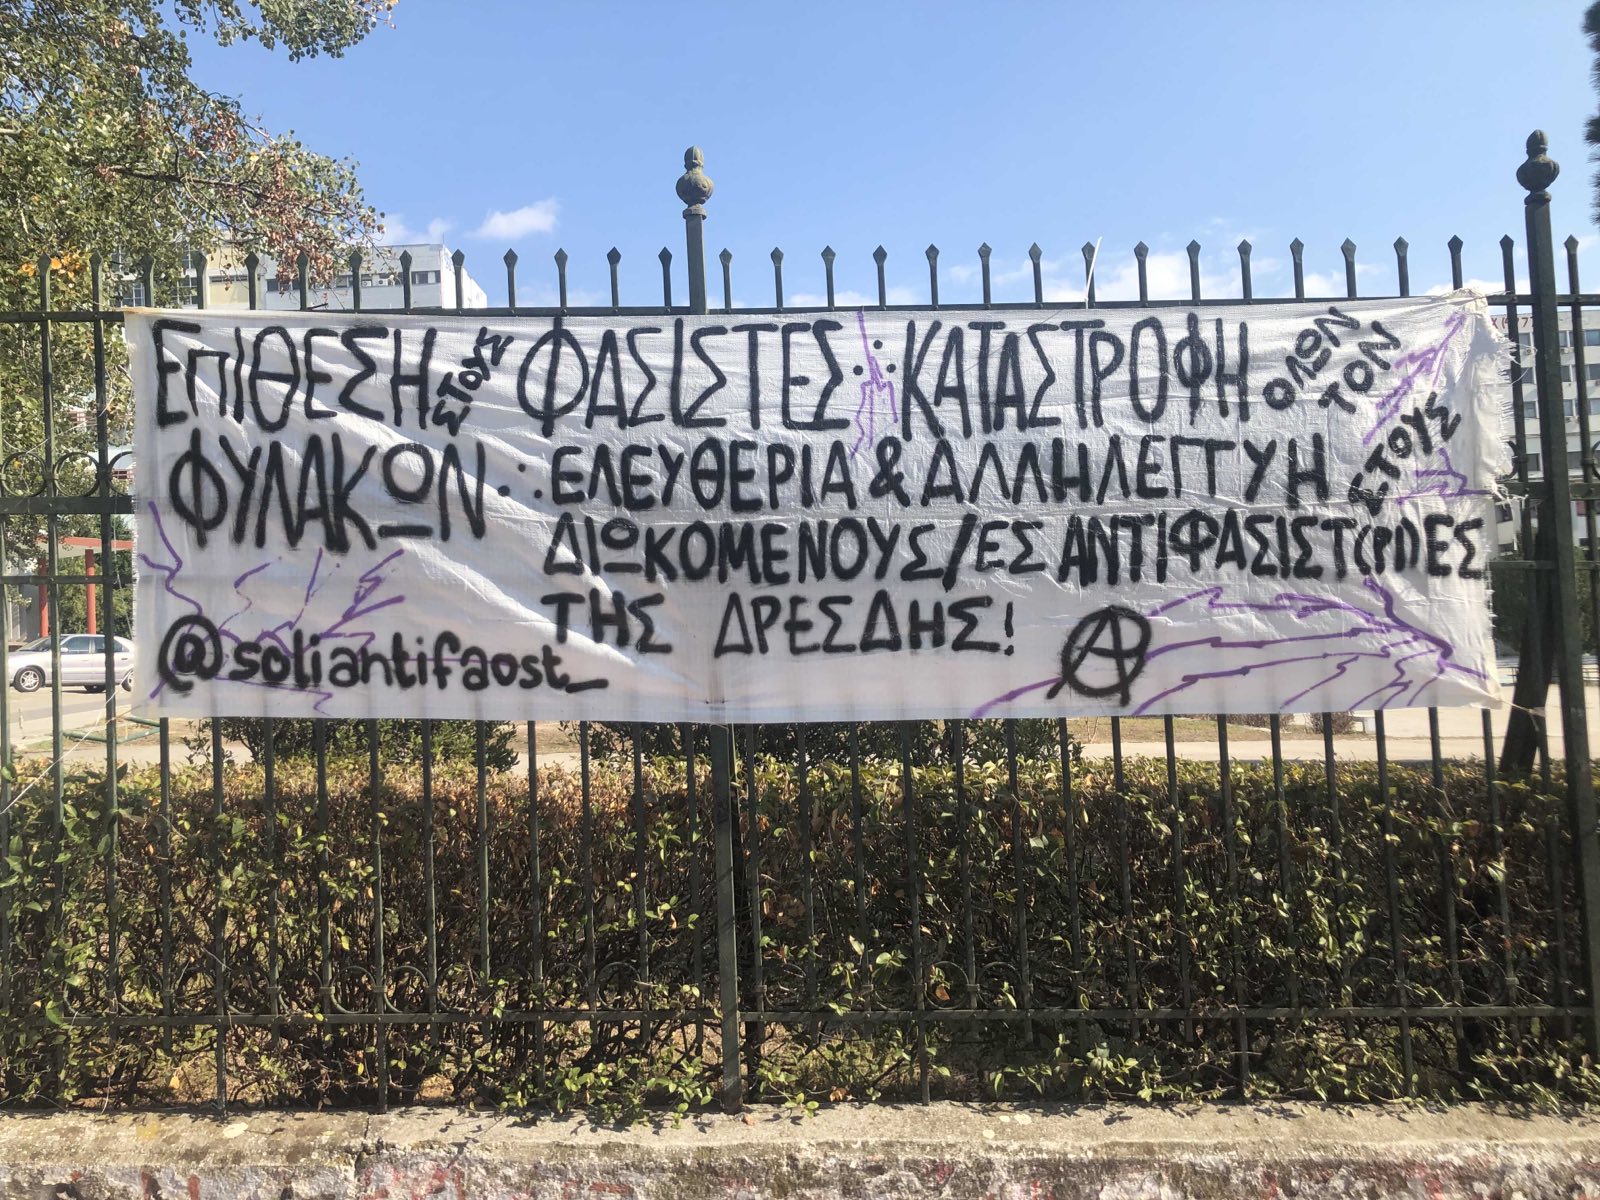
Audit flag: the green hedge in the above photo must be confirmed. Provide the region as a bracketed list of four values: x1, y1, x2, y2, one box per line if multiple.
[0, 744, 1594, 1117]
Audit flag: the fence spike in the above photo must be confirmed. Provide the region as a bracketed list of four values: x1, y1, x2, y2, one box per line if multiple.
[451, 248, 466, 311]
[926, 244, 939, 307]
[1341, 238, 1358, 299]
[874, 245, 888, 309]
[718, 248, 732, 313]
[1289, 238, 1305, 299]
[1186, 240, 1201, 303]
[193, 250, 209, 310]
[1029, 242, 1043, 307]
[659, 247, 673, 308]
[554, 248, 569, 310]
[503, 249, 518, 311]
[607, 247, 621, 311]
[349, 250, 364, 311]
[771, 247, 784, 310]
[821, 246, 836, 309]
[1394, 237, 1410, 298]
[1448, 235, 1464, 290]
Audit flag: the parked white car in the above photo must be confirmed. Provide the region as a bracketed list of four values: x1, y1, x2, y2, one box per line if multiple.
[8, 635, 134, 693]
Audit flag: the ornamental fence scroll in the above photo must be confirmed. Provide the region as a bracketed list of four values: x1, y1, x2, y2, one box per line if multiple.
[0, 135, 1596, 1113]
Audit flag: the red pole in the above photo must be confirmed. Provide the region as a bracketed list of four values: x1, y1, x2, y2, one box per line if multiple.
[85, 549, 96, 635]
[36, 556, 48, 637]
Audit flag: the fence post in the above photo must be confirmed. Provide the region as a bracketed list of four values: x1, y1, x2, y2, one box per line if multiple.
[679, 147, 712, 314]
[1520, 130, 1600, 1053]
[680, 146, 743, 1109]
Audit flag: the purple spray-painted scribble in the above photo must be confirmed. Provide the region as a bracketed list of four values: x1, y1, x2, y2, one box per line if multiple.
[849, 309, 898, 459]
[970, 676, 1053, 720]
[211, 549, 407, 711]
[1131, 580, 1484, 714]
[139, 502, 205, 619]
[1389, 444, 1489, 505]
[1363, 310, 1467, 446]
[217, 561, 273, 642]
[969, 579, 1487, 719]
[141, 503, 410, 710]
[250, 549, 327, 654]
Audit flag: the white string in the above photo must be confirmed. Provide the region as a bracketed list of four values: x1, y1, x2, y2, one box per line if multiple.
[0, 708, 142, 821]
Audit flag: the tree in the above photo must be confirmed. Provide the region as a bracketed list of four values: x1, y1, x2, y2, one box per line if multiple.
[1, 0, 387, 280]
[0, 0, 392, 560]
[1588, 3, 1600, 223]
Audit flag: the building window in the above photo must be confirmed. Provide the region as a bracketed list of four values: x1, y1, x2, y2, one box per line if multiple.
[177, 251, 203, 307]
[1586, 330, 1600, 347]
[1562, 330, 1574, 349]
[1525, 452, 1543, 474]
[1563, 364, 1574, 383]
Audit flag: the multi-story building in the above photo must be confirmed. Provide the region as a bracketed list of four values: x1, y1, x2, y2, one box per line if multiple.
[187, 243, 488, 311]
[1490, 311, 1600, 555]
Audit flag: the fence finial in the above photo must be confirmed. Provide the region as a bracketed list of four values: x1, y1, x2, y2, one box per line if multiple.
[1517, 130, 1558, 196]
[677, 146, 714, 211]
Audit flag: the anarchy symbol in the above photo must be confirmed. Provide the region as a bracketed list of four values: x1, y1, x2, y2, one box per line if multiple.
[1046, 605, 1153, 708]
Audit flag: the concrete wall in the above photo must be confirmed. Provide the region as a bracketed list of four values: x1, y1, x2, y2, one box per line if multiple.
[2, 1104, 1599, 1199]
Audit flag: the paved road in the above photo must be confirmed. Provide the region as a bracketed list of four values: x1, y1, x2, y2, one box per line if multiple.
[5, 683, 130, 743]
[0, 667, 1594, 773]
[0, 682, 174, 772]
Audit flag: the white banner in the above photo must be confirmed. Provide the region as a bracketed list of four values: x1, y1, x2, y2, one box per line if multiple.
[128, 296, 1509, 721]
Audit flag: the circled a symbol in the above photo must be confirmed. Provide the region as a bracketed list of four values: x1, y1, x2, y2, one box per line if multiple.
[1046, 605, 1152, 707]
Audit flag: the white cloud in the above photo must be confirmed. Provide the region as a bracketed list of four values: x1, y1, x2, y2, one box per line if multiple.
[1426, 277, 1525, 297]
[1108, 251, 1236, 301]
[786, 286, 921, 308]
[472, 200, 560, 240]
[1299, 271, 1345, 298]
[380, 215, 453, 246]
[1298, 262, 1379, 299]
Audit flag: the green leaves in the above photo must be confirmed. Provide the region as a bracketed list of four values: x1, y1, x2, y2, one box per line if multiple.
[0, 0, 388, 561]
[0, 747, 1590, 1114]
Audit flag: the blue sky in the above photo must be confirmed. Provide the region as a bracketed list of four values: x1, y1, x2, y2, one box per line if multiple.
[190, 1, 1597, 309]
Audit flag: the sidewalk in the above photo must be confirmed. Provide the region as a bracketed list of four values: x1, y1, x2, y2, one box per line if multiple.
[1, 1103, 1596, 1199]
[11, 679, 1594, 776]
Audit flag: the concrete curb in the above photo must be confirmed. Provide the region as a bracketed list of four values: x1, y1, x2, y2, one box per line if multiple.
[2, 1103, 1599, 1199]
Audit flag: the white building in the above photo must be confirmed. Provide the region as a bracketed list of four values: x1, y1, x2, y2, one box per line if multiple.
[195, 243, 487, 311]
[1490, 311, 1600, 555]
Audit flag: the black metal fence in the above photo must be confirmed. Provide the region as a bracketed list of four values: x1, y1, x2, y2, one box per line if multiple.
[1, 134, 1598, 1113]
